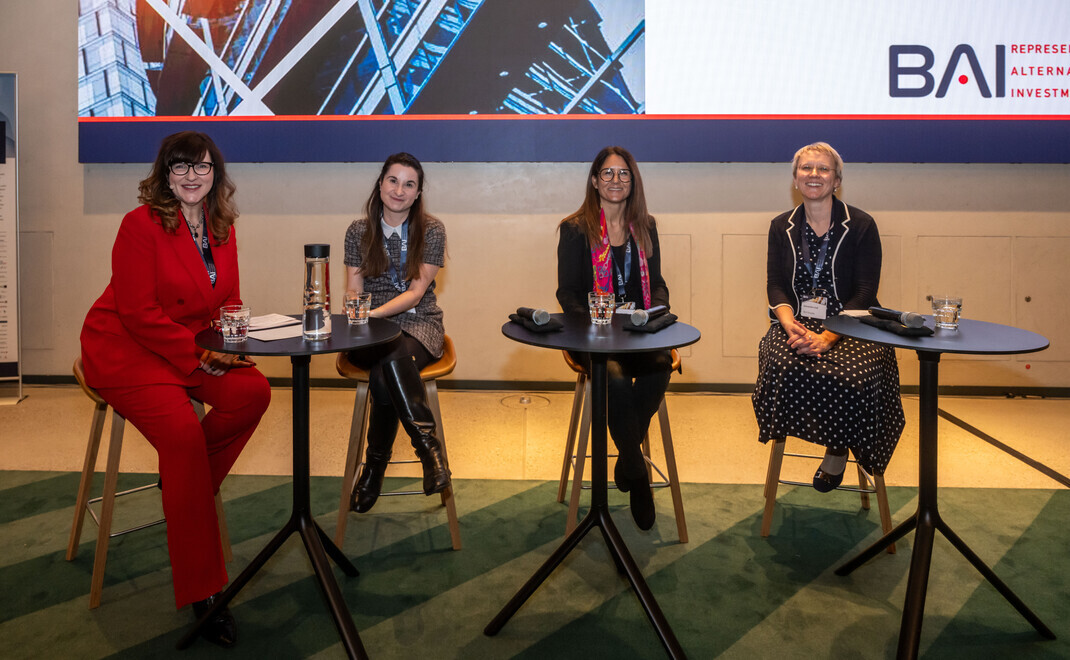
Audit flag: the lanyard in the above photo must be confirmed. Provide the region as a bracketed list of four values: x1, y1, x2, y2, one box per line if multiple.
[184, 209, 216, 287]
[612, 239, 632, 296]
[800, 224, 830, 293]
[384, 219, 408, 292]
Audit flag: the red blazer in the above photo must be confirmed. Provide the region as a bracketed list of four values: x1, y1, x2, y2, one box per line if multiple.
[80, 204, 242, 389]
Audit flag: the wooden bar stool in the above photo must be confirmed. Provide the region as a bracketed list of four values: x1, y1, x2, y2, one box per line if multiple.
[557, 349, 688, 542]
[334, 335, 461, 550]
[66, 358, 232, 609]
[761, 438, 896, 554]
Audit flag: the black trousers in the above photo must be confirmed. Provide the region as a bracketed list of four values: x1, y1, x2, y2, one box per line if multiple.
[568, 350, 673, 478]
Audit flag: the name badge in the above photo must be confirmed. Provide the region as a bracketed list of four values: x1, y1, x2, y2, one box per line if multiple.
[616, 301, 636, 311]
[800, 290, 828, 320]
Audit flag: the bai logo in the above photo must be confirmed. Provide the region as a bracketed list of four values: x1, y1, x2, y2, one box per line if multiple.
[889, 45, 1005, 97]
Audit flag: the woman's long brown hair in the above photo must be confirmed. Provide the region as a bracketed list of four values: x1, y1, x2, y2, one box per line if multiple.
[559, 145, 654, 252]
[137, 131, 237, 244]
[358, 152, 434, 280]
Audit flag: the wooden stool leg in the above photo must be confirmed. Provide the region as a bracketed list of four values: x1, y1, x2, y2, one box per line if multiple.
[426, 380, 461, 550]
[657, 398, 688, 543]
[335, 382, 370, 546]
[566, 380, 592, 535]
[760, 439, 787, 537]
[857, 464, 871, 510]
[557, 374, 586, 503]
[67, 401, 108, 561]
[874, 473, 896, 554]
[90, 410, 126, 609]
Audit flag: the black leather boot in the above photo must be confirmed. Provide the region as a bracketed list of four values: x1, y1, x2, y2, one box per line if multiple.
[191, 593, 237, 648]
[382, 357, 451, 495]
[350, 402, 399, 513]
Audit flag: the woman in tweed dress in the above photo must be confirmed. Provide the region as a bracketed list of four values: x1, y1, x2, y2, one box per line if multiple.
[343, 153, 449, 513]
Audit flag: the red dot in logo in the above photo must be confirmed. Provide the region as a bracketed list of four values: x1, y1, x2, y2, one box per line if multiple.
[958, 75, 969, 84]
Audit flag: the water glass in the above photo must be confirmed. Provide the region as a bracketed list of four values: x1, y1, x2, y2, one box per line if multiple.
[219, 304, 250, 342]
[588, 292, 614, 325]
[345, 292, 372, 325]
[931, 295, 962, 330]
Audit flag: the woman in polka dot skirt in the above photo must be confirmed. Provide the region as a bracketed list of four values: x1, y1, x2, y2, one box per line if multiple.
[752, 142, 905, 491]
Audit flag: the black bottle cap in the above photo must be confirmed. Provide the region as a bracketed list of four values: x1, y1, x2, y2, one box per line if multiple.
[304, 243, 330, 258]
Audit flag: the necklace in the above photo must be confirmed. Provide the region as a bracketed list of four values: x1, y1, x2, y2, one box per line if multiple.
[187, 208, 203, 242]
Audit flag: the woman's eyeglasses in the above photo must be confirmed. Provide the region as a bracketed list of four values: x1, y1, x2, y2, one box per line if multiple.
[169, 161, 214, 175]
[598, 168, 632, 183]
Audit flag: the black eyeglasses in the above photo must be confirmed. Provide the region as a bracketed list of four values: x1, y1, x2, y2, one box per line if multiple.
[598, 167, 632, 183]
[169, 161, 214, 175]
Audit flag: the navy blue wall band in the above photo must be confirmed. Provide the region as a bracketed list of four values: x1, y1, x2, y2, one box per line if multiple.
[79, 117, 1070, 164]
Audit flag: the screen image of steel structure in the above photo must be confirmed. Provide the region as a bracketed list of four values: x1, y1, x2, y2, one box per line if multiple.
[77, 0, 644, 118]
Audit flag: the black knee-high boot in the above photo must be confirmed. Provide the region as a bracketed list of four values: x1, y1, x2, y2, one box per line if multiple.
[382, 357, 451, 495]
[350, 402, 399, 513]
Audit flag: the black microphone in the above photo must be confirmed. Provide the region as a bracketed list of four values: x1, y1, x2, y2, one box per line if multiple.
[631, 305, 668, 326]
[516, 307, 551, 326]
[868, 306, 925, 328]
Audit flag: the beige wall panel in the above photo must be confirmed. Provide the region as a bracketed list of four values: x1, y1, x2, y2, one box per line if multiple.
[18, 231, 54, 350]
[1013, 237, 1070, 362]
[721, 234, 768, 358]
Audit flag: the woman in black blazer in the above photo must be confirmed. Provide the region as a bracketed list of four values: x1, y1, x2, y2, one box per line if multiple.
[556, 146, 671, 531]
[752, 142, 905, 491]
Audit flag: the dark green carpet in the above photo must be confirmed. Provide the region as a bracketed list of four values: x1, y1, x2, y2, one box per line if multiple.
[0, 471, 1067, 659]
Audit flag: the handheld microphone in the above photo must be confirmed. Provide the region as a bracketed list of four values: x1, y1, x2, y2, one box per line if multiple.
[631, 305, 668, 326]
[868, 306, 925, 328]
[516, 307, 551, 326]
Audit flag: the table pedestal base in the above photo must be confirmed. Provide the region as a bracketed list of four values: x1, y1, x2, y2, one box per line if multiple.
[835, 351, 1054, 659]
[176, 355, 369, 659]
[483, 356, 685, 659]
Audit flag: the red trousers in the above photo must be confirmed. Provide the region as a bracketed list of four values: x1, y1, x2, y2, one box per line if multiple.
[97, 366, 270, 608]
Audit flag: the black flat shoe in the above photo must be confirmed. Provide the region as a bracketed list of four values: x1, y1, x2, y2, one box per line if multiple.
[192, 593, 237, 648]
[813, 467, 846, 493]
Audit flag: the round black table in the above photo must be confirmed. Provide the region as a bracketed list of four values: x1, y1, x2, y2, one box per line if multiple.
[485, 313, 700, 659]
[824, 315, 1052, 659]
[177, 315, 400, 660]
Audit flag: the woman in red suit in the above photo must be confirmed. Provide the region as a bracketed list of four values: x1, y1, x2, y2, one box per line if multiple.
[80, 131, 270, 647]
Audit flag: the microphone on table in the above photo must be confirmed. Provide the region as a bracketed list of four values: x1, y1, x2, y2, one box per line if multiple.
[516, 307, 551, 326]
[868, 306, 925, 328]
[631, 305, 668, 326]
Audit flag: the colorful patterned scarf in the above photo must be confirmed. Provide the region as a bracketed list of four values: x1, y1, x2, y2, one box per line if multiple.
[590, 208, 652, 308]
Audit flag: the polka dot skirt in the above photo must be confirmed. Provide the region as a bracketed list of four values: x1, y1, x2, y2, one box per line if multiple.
[752, 224, 905, 475]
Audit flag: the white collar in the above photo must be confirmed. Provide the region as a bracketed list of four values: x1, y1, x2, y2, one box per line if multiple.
[381, 217, 405, 239]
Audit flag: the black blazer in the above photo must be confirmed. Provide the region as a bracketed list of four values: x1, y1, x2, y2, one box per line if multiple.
[556, 220, 670, 315]
[766, 197, 882, 318]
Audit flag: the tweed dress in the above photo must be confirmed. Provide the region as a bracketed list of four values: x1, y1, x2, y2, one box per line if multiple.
[752, 222, 904, 474]
[343, 217, 446, 359]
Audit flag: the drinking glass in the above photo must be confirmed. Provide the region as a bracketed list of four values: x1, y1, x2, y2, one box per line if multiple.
[220, 304, 250, 342]
[588, 292, 614, 325]
[930, 295, 962, 330]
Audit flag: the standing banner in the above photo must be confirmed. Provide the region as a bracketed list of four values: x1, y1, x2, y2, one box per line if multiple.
[0, 72, 21, 403]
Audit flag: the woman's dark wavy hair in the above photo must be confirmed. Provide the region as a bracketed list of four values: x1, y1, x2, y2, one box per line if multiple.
[138, 131, 237, 244]
[559, 145, 655, 252]
[358, 152, 435, 280]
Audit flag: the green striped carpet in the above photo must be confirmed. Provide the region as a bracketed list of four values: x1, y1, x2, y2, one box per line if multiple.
[1, 472, 1067, 659]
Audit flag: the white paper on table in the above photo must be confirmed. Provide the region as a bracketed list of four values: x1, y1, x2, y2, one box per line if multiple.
[248, 324, 305, 341]
[249, 313, 300, 331]
[839, 309, 870, 317]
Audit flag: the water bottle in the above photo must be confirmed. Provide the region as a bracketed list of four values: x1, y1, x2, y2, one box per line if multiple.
[302, 244, 331, 340]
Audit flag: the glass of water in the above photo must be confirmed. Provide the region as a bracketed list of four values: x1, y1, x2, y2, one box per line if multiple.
[930, 295, 962, 330]
[588, 292, 614, 325]
[345, 291, 372, 325]
[219, 304, 250, 342]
